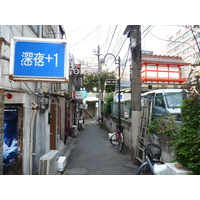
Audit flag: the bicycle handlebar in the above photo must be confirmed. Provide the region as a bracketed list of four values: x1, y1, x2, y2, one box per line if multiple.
[139, 140, 147, 151]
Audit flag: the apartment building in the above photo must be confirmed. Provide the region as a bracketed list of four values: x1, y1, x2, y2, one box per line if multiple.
[161, 26, 200, 80]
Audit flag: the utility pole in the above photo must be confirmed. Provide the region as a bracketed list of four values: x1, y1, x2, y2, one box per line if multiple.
[117, 56, 121, 127]
[124, 25, 141, 158]
[130, 25, 141, 111]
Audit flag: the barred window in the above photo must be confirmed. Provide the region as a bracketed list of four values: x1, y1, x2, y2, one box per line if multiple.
[28, 25, 39, 36]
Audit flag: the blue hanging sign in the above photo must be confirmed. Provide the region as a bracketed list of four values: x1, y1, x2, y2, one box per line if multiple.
[10, 37, 69, 82]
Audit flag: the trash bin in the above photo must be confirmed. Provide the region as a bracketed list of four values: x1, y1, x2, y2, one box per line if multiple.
[71, 125, 77, 137]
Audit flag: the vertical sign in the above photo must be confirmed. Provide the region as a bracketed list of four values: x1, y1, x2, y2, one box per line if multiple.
[3, 108, 18, 168]
[10, 37, 69, 82]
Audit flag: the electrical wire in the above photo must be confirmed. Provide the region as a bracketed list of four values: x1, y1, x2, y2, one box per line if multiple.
[143, 25, 199, 53]
[120, 47, 130, 79]
[23, 82, 39, 96]
[103, 26, 111, 55]
[73, 26, 157, 73]
[106, 25, 118, 54]
[66, 25, 89, 33]
[70, 25, 101, 48]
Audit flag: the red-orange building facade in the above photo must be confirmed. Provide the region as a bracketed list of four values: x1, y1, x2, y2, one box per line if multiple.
[141, 54, 190, 84]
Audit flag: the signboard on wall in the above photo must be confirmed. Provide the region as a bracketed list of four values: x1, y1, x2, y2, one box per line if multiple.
[73, 91, 87, 99]
[3, 108, 18, 168]
[79, 104, 88, 109]
[105, 79, 117, 85]
[9, 37, 69, 82]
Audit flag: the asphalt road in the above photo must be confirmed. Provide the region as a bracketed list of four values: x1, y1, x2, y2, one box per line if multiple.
[65, 123, 138, 175]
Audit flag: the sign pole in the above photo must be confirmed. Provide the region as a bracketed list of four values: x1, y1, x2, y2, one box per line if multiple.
[118, 56, 121, 127]
[97, 46, 102, 123]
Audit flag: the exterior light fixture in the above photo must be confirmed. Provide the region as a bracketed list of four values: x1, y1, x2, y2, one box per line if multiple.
[6, 93, 13, 99]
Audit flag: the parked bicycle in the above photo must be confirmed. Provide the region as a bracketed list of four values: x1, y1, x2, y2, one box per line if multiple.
[109, 125, 124, 153]
[136, 141, 165, 175]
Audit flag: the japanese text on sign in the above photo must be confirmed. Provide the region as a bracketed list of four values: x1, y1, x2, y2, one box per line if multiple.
[10, 37, 69, 82]
[21, 52, 58, 67]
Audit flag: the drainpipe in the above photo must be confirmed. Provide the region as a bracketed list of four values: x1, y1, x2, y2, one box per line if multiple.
[29, 102, 38, 175]
[29, 25, 42, 175]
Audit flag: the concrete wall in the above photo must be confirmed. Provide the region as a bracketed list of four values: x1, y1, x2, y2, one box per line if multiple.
[151, 134, 175, 163]
[103, 115, 132, 149]
[104, 114, 175, 163]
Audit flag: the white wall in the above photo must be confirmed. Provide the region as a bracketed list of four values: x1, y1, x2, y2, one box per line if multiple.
[1, 25, 60, 174]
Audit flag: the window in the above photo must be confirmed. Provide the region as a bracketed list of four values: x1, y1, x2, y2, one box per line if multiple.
[167, 49, 174, 55]
[183, 47, 192, 55]
[28, 25, 39, 36]
[183, 30, 192, 39]
[176, 36, 182, 42]
[194, 42, 200, 50]
[174, 44, 182, 52]
[195, 33, 200, 40]
[155, 93, 165, 108]
[177, 51, 183, 57]
[165, 92, 183, 108]
[184, 55, 193, 61]
[167, 43, 172, 49]
[194, 52, 200, 58]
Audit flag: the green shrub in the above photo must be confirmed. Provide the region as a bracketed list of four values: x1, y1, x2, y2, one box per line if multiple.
[170, 96, 200, 175]
[102, 92, 113, 115]
[148, 115, 179, 136]
[148, 95, 200, 174]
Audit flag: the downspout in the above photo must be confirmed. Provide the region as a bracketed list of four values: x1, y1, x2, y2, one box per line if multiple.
[29, 104, 38, 175]
[30, 25, 42, 175]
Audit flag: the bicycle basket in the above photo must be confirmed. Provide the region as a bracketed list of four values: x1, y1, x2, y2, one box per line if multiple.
[147, 143, 162, 160]
[116, 125, 124, 132]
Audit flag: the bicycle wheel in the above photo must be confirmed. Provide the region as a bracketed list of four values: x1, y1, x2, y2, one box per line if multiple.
[110, 133, 119, 146]
[136, 162, 154, 175]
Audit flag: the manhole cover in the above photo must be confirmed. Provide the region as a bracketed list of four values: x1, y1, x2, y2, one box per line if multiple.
[68, 168, 88, 175]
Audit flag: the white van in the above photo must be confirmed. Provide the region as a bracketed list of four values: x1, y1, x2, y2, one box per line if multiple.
[141, 89, 184, 121]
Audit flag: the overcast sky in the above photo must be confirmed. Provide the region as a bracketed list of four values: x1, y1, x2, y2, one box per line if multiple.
[64, 25, 181, 64]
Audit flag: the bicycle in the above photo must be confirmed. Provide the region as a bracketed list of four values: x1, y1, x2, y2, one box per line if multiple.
[109, 125, 124, 152]
[136, 141, 165, 175]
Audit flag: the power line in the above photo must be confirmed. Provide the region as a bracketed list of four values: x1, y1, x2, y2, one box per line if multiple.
[70, 25, 101, 48]
[143, 25, 200, 55]
[106, 25, 118, 54]
[103, 26, 111, 55]
[65, 25, 89, 33]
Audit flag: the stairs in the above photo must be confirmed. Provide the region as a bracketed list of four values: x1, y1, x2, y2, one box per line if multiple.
[82, 109, 94, 119]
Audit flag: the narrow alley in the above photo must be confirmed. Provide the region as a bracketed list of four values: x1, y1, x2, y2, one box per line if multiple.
[64, 120, 138, 175]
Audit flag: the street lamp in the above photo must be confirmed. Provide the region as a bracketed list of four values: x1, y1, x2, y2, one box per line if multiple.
[104, 53, 121, 127]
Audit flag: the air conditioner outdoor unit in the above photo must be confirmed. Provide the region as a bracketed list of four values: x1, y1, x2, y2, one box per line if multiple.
[39, 150, 59, 175]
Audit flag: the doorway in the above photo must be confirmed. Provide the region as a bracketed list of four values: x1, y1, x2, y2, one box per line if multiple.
[3, 105, 23, 175]
[50, 104, 57, 150]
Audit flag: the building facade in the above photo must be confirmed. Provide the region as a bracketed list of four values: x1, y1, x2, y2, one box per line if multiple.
[0, 25, 68, 175]
[161, 26, 200, 81]
[141, 54, 189, 91]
